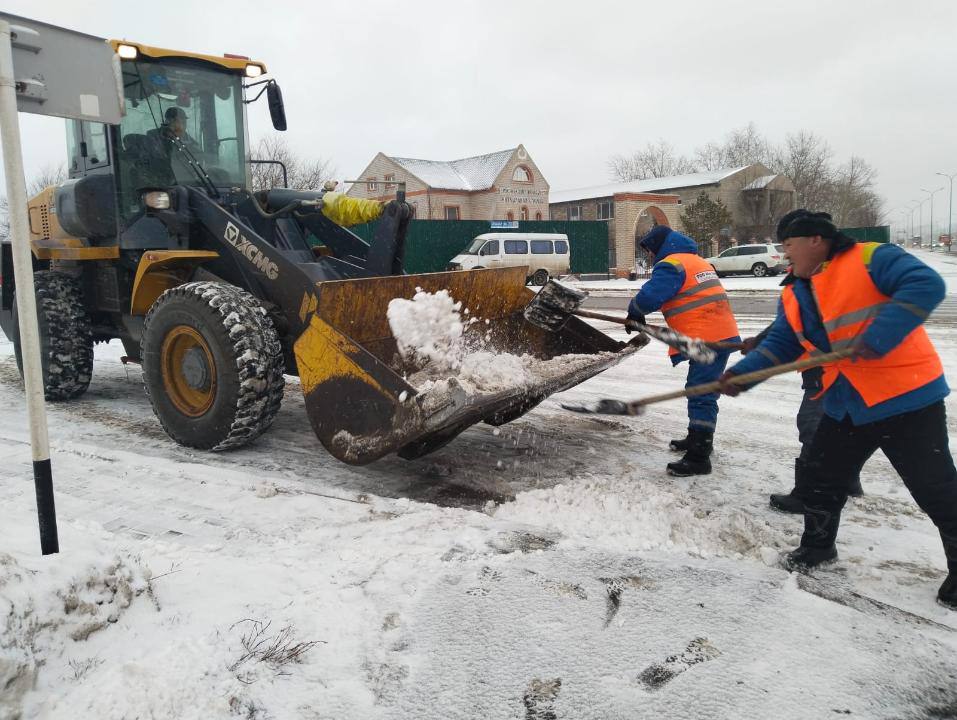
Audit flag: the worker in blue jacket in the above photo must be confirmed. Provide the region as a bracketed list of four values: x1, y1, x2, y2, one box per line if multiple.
[627, 225, 740, 476]
[719, 210, 957, 609]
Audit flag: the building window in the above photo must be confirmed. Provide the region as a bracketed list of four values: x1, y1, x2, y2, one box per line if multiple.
[535, 211, 542, 221]
[384, 173, 395, 188]
[520, 206, 529, 221]
[512, 165, 532, 183]
[444, 206, 460, 220]
[506, 211, 515, 221]
[597, 200, 614, 220]
[368, 177, 378, 192]
[569, 205, 582, 221]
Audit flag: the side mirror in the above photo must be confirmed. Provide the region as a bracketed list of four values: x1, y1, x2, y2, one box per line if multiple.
[267, 82, 287, 131]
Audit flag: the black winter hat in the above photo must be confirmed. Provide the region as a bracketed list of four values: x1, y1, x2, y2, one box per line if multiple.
[779, 210, 839, 241]
[776, 209, 816, 241]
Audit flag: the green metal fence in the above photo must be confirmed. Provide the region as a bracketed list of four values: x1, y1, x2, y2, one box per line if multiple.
[840, 225, 891, 243]
[344, 220, 610, 274]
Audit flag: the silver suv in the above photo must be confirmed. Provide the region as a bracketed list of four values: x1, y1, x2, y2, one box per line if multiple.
[705, 243, 787, 278]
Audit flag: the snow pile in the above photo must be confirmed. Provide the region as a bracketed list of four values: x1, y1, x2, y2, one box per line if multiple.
[496, 473, 786, 561]
[387, 289, 465, 366]
[388, 289, 530, 392]
[0, 548, 151, 718]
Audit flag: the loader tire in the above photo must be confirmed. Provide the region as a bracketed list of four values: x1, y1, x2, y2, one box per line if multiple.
[12, 271, 94, 400]
[141, 282, 285, 451]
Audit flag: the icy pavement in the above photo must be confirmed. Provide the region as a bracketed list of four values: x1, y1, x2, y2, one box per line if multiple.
[2, 322, 957, 718]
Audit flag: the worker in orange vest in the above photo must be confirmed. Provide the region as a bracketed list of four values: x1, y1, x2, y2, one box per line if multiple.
[719, 210, 957, 610]
[627, 225, 740, 476]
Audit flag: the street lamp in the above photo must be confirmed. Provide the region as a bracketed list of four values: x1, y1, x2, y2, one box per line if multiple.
[936, 172, 957, 252]
[920, 186, 944, 250]
[911, 198, 928, 247]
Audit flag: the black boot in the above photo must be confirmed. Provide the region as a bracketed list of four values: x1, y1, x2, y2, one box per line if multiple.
[770, 458, 810, 514]
[667, 430, 713, 476]
[782, 504, 842, 571]
[669, 435, 690, 452]
[782, 544, 838, 572]
[939, 532, 957, 610]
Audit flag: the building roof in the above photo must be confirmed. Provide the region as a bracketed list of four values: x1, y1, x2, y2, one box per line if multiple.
[741, 174, 779, 191]
[387, 148, 517, 191]
[550, 166, 749, 204]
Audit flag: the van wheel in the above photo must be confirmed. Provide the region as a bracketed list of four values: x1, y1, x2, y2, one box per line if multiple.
[751, 263, 768, 277]
[532, 269, 549, 286]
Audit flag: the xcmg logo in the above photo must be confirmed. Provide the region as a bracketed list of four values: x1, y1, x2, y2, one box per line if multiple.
[223, 222, 279, 280]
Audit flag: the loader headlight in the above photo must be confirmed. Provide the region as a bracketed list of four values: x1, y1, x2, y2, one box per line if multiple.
[143, 191, 171, 210]
[244, 64, 264, 78]
[116, 43, 139, 60]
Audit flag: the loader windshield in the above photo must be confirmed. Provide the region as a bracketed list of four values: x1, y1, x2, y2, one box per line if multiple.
[115, 57, 246, 216]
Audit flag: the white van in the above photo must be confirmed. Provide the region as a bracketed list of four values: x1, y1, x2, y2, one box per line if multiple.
[447, 233, 571, 285]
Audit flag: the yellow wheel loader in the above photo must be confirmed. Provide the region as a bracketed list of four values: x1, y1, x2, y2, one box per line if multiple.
[0, 39, 644, 464]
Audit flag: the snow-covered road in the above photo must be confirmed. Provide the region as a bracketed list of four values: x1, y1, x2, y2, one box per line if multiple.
[2, 317, 957, 718]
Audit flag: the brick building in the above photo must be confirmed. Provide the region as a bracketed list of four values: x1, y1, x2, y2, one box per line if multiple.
[347, 145, 549, 221]
[550, 164, 795, 276]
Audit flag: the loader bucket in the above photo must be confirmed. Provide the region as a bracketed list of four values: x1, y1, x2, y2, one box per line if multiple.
[293, 266, 640, 464]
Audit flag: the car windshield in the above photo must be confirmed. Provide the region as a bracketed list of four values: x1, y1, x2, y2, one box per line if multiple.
[464, 238, 486, 254]
[116, 56, 246, 212]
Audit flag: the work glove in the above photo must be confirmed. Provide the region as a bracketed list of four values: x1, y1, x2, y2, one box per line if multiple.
[739, 336, 760, 355]
[717, 371, 742, 397]
[625, 298, 646, 335]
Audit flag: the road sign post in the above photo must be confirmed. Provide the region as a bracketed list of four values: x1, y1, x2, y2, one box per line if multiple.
[0, 13, 123, 554]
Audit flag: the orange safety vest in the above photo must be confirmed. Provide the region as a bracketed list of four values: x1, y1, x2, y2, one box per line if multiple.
[659, 253, 739, 356]
[781, 242, 943, 407]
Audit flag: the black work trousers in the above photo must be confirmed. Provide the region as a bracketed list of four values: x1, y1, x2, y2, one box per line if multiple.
[801, 400, 957, 571]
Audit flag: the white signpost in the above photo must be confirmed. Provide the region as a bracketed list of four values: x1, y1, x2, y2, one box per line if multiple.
[0, 13, 123, 554]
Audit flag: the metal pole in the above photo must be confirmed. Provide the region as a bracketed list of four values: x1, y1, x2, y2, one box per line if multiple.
[921, 187, 944, 250]
[937, 172, 955, 252]
[0, 20, 58, 554]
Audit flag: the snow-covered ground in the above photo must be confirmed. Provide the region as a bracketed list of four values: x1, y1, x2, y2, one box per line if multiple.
[2, 316, 957, 717]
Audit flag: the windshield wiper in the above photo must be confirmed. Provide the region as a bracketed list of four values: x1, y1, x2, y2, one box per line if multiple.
[168, 134, 220, 198]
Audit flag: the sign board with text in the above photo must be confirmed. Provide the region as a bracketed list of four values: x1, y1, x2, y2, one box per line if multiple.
[0, 12, 123, 123]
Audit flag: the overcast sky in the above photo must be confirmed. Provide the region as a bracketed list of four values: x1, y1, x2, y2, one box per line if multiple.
[3, 0, 957, 237]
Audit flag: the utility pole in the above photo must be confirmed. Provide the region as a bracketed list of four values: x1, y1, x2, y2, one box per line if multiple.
[920, 187, 944, 250]
[937, 172, 956, 252]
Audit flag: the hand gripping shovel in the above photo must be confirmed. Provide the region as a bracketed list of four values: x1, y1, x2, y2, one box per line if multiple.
[560, 349, 855, 416]
[524, 279, 739, 364]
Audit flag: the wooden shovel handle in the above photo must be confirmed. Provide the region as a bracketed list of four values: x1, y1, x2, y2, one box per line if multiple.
[627, 348, 855, 411]
[571, 309, 745, 352]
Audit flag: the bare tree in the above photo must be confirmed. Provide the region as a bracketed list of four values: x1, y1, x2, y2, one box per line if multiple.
[0, 164, 66, 241]
[249, 134, 336, 192]
[770, 131, 833, 210]
[609, 139, 697, 181]
[719, 123, 773, 168]
[827, 156, 882, 226]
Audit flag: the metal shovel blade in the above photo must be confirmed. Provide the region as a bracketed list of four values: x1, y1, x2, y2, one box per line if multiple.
[559, 398, 638, 416]
[523, 279, 590, 332]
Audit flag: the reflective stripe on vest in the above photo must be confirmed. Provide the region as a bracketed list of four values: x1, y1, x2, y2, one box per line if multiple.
[780, 243, 943, 407]
[658, 253, 739, 356]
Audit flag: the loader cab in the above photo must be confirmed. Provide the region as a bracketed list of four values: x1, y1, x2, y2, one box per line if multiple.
[57, 45, 276, 245]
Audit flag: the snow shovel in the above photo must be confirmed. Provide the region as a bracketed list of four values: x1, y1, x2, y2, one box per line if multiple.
[560, 348, 855, 416]
[524, 279, 734, 363]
